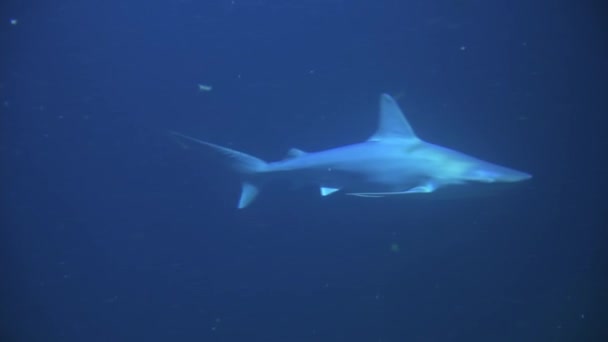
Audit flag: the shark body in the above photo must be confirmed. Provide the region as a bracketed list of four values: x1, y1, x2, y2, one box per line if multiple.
[174, 94, 531, 208]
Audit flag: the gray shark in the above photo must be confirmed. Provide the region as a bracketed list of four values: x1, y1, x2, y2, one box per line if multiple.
[173, 94, 531, 208]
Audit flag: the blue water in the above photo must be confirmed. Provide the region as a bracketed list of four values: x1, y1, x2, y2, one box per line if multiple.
[1, 1, 606, 341]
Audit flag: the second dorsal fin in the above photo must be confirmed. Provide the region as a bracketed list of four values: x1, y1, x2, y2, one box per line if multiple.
[284, 148, 307, 159]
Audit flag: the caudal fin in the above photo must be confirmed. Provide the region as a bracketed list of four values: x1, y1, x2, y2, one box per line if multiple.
[170, 131, 267, 208]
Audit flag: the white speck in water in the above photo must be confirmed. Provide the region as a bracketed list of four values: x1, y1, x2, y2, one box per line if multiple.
[198, 84, 213, 92]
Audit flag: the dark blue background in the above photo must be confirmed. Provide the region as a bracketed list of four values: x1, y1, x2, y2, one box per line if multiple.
[1, 0, 606, 341]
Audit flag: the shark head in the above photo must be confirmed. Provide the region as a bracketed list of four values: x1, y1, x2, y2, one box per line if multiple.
[366, 94, 532, 194]
[461, 160, 533, 184]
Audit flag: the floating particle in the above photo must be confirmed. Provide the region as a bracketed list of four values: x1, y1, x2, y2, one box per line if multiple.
[198, 84, 213, 92]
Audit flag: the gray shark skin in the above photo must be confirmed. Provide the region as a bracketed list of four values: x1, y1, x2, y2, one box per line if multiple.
[172, 94, 531, 208]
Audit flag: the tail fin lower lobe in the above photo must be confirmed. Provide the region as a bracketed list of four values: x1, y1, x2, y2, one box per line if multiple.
[170, 131, 268, 208]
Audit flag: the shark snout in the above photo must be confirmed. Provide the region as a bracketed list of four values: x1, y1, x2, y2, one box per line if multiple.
[469, 165, 532, 183]
[511, 170, 533, 182]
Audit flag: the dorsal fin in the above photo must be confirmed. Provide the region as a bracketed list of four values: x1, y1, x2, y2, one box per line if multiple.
[368, 94, 419, 142]
[284, 148, 307, 159]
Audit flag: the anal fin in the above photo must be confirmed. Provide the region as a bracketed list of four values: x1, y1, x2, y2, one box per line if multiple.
[320, 187, 340, 196]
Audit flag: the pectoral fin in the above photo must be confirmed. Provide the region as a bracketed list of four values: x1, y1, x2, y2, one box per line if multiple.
[347, 193, 386, 198]
[347, 182, 438, 197]
[402, 182, 436, 193]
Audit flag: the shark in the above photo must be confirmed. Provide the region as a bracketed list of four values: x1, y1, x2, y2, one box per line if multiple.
[172, 94, 531, 208]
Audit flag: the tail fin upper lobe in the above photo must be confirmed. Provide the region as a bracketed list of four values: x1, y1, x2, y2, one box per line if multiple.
[170, 132, 267, 208]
